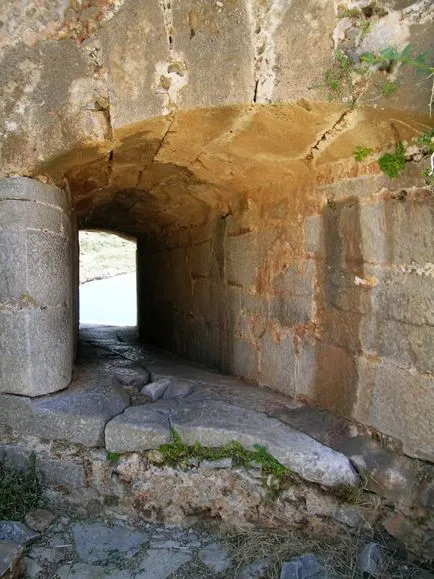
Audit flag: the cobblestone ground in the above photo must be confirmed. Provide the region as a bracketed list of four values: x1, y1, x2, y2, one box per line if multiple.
[1, 511, 432, 579]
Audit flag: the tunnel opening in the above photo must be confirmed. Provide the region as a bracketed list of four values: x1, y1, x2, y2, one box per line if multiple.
[78, 230, 137, 327]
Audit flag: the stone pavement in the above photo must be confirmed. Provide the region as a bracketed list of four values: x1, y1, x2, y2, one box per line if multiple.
[1, 512, 431, 579]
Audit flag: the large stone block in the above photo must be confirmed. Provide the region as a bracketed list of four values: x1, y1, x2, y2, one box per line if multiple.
[368, 266, 433, 326]
[354, 359, 434, 462]
[360, 198, 434, 264]
[172, 0, 254, 109]
[100, 0, 168, 126]
[362, 318, 434, 375]
[0, 377, 129, 447]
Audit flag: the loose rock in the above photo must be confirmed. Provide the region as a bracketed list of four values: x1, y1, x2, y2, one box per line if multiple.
[198, 542, 231, 573]
[357, 543, 384, 577]
[239, 557, 271, 578]
[280, 553, 325, 579]
[24, 509, 55, 533]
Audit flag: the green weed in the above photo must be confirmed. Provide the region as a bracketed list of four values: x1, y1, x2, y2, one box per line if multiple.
[378, 142, 406, 178]
[353, 146, 373, 162]
[106, 452, 120, 463]
[156, 430, 294, 494]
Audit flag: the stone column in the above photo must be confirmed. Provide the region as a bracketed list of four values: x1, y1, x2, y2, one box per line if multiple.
[0, 177, 73, 396]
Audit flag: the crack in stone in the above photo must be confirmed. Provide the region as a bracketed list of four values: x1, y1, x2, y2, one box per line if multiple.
[246, 0, 290, 104]
[305, 108, 354, 161]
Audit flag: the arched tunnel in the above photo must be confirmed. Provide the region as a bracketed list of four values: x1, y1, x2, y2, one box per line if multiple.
[0, 0, 433, 473]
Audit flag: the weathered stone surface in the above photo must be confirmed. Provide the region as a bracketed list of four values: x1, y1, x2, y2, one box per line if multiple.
[0, 378, 129, 447]
[105, 399, 358, 487]
[141, 378, 172, 401]
[0, 177, 72, 397]
[0, 523, 39, 546]
[354, 358, 434, 462]
[71, 523, 148, 564]
[56, 563, 111, 579]
[0, 541, 23, 579]
[357, 543, 384, 577]
[135, 549, 191, 579]
[24, 510, 55, 533]
[239, 558, 271, 579]
[280, 553, 325, 579]
[198, 543, 231, 573]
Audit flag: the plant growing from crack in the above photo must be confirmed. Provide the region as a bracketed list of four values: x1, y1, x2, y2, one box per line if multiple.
[154, 429, 296, 495]
[355, 129, 434, 183]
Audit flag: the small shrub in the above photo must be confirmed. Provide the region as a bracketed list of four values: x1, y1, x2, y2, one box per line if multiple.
[0, 455, 44, 520]
[378, 142, 406, 178]
[353, 146, 373, 161]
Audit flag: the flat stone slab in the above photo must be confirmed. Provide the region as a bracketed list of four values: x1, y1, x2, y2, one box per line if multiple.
[105, 399, 358, 487]
[0, 373, 129, 447]
[135, 549, 191, 579]
[0, 541, 23, 579]
[0, 522, 39, 546]
[72, 523, 148, 564]
[198, 543, 231, 573]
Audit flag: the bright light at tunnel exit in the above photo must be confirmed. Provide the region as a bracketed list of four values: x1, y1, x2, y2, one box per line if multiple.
[79, 230, 137, 327]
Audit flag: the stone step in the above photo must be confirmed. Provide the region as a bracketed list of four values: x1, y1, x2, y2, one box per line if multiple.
[105, 398, 358, 488]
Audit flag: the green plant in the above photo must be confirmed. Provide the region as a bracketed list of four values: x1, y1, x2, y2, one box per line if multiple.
[323, 50, 356, 98]
[378, 141, 406, 178]
[417, 128, 434, 153]
[0, 455, 44, 520]
[156, 429, 294, 494]
[106, 451, 120, 463]
[381, 79, 399, 97]
[353, 146, 373, 161]
[337, 4, 361, 19]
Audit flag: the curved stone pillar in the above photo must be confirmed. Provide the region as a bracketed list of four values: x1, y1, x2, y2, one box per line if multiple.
[0, 177, 73, 396]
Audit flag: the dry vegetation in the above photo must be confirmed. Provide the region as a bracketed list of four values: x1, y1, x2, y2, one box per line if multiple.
[79, 231, 136, 284]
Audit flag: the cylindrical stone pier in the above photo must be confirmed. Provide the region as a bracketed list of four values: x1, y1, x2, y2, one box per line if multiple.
[0, 177, 73, 396]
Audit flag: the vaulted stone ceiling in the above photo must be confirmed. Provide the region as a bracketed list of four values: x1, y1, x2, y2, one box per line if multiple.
[1, 0, 433, 237]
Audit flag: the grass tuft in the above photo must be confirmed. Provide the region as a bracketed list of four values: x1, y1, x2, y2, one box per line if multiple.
[156, 429, 295, 494]
[0, 455, 44, 520]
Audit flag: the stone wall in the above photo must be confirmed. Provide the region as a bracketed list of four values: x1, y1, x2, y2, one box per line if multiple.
[138, 166, 434, 462]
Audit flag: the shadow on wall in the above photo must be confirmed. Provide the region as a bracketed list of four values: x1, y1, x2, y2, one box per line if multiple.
[314, 196, 363, 417]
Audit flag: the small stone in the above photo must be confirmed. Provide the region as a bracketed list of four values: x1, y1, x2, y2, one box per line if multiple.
[239, 558, 270, 578]
[114, 365, 150, 389]
[60, 517, 70, 526]
[24, 509, 55, 532]
[148, 450, 165, 465]
[0, 522, 40, 546]
[141, 378, 172, 401]
[201, 458, 233, 470]
[357, 543, 384, 577]
[23, 556, 43, 577]
[280, 553, 325, 579]
[0, 541, 23, 579]
[198, 543, 231, 573]
[162, 380, 196, 399]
